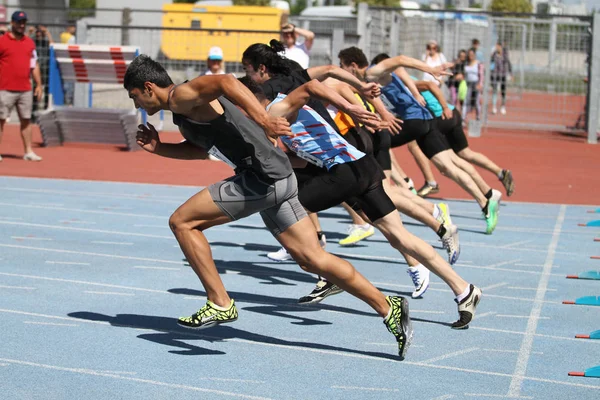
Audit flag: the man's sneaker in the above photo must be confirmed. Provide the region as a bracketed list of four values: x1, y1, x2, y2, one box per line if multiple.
[407, 264, 430, 298]
[383, 296, 413, 360]
[298, 279, 343, 304]
[501, 169, 515, 196]
[177, 299, 238, 329]
[451, 285, 482, 329]
[338, 224, 375, 246]
[441, 224, 460, 265]
[417, 182, 439, 198]
[267, 247, 293, 262]
[500, 106, 507, 115]
[23, 152, 42, 161]
[484, 199, 499, 234]
[492, 106, 497, 115]
[436, 202, 453, 226]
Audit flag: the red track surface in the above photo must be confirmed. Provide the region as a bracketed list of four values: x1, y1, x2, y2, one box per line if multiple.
[1, 124, 599, 205]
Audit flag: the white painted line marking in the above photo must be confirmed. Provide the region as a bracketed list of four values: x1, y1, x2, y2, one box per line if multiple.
[199, 377, 265, 384]
[0, 285, 36, 290]
[497, 314, 550, 320]
[11, 236, 53, 241]
[0, 272, 170, 294]
[134, 224, 166, 228]
[0, 221, 173, 240]
[482, 349, 543, 355]
[91, 241, 134, 246]
[23, 321, 78, 327]
[45, 261, 91, 266]
[420, 348, 479, 364]
[365, 342, 424, 348]
[481, 282, 508, 291]
[474, 311, 496, 319]
[0, 203, 167, 220]
[472, 326, 600, 343]
[430, 396, 454, 400]
[515, 263, 545, 268]
[332, 386, 399, 392]
[59, 220, 96, 225]
[0, 358, 272, 400]
[465, 394, 533, 399]
[0, 216, 23, 220]
[508, 287, 557, 292]
[98, 371, 137, 376]
[501, 240, 534, 249]
[508, 204, 566, 398]
[0, 186, 182, 202]
[1, 309, 599, 391]
[0, 363, 8, 366]
[30, 202, 64, 207]
[84, 291, 135, 296]
[133, 266, 181, 271]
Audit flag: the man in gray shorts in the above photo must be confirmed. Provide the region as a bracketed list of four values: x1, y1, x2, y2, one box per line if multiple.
[124, 55, 414, 359]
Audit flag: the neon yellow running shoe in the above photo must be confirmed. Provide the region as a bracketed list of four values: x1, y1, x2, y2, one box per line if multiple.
[383, 296, 413, 360]
[338, 224, 375, 246]
[485, 199, 499, 234]
[436, 202, 452, 226]
[177, 299, 238, 329]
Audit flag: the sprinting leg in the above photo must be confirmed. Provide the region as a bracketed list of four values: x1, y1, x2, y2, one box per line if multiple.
[458, 147, 502, 177]
[407, 141, 438, 197]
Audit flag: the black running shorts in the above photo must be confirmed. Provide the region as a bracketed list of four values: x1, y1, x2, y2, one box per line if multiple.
[390, 119, 450, 159]
[370, 129, 392, 171]
[435, 108, 469, 153]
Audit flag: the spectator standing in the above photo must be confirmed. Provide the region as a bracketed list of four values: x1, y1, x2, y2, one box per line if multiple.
[472, 38, 484, 63]
[461, 48, 484, 122]
[280, 23, 314, 69]
[490, 42, 512, 115]
[32, 25, 53, 117]
[204, 46, 226, 75]
[447, 49, 467, 106]
[421, 39, 447, 86]
[0, 11, 43, 162]
[60, 22, 76, 106]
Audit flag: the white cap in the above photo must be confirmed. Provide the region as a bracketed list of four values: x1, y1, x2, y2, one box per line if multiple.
[208, 46, 223, 61]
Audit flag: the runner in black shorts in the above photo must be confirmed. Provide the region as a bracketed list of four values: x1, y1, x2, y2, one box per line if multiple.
[240, 76, 482, 330]
[124, 54, 415, 358]
[337, 48, 500, 234]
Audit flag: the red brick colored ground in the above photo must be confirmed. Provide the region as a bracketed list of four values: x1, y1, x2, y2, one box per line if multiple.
[0, 124, 599, 205]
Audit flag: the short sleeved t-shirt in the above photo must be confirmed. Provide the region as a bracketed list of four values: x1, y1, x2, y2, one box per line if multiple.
[0, 33, 37, 91]
[283, 42, 309, 69]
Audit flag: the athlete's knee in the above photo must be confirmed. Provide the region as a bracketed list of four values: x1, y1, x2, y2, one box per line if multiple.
[458, 148, 473, 161]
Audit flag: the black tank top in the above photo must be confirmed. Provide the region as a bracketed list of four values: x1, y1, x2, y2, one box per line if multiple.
[172, 95, 292, 180]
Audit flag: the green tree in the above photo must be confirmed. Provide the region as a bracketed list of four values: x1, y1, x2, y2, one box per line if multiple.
[471, 3, 483, 8]
[489, 0, 533, 13]
[68, 0, 96, 19]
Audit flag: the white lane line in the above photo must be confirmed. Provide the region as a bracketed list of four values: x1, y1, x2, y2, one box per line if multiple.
[45, 261, 91, 266]
[0, 272, 171, 294]
[471, 326, 600, 343]
[0, 358, 272, 400]
[486, 259, 522, 268]
[0, 187, 182, 203]
[465, 394, 533, 399]
[0, 363, 8, 366]
[332, 386, 399, 392]
[133, 266, 181, 271]
[508, 204, 566, 398]
[0, 203, 167, 220]
[365, 343, 424, 348]
[30, 202, 64, 207]
[11, 236, 53, 241]
[1, 309, 600, 391]
[0, 216, 23, 220]
[0, 221, 173, 240]
[91, 241, 134, 246]
[0, 285, 36, 290]
[481, 282, 508, 291]
[496, 315, 550, 320]
[23, 321, 78, 327]
[0, 243, 183, 265]
[134, 224, 166, 228]
[515, 263, 545, 268]
[455, 263, 564, 277]
[419, 348, 479, 364]
[98, 370, 137, 376]
[430, 396, 455, 400]
[474, 311, 496, 319]
[98, 206, 133, 210]
[508, 287, 557, 292]
[198, 377, 265, 384]
[59, 220, 96, 225]
[482, 349, 543, 355]
[501, 240, 534, 249]
[84, 291, 135, 297]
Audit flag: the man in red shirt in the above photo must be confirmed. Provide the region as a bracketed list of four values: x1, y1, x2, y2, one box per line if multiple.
[0, 11, 43, 162]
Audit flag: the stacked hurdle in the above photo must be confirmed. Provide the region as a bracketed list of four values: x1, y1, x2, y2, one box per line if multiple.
[42, 44, 143, 150]
[565, 208, 600, 379]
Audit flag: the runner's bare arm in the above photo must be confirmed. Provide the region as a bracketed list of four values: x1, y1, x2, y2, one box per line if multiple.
[305, 65, 380, 98]
[367, 55, 453, 82]
[415, 80, 453, 119]
[395, 67, 427, 107]
[136, 123, 209, 160]
[169, 74, 291, 138]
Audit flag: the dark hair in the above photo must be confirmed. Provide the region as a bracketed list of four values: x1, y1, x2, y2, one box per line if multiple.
[338, 47, 369, 68]
[472, 38, 480, 45]
[238, 76, 265, 98]
[371, 53, 390, 66]
[123, 54, 173, 91]
[242, 39, 292, 76]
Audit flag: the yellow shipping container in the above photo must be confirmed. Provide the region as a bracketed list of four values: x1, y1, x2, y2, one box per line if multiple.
[160, 4, 288, 63]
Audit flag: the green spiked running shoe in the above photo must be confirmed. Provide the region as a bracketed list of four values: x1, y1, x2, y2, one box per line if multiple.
[484, 199, 499, 234]
[383, 296, 413, 360]
[178, 299, 238, 329]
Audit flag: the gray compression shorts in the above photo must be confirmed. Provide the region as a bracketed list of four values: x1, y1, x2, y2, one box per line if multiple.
[208, 170, 307, 236]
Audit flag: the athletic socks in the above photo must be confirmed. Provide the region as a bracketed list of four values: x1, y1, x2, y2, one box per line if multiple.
[455, 284, 471, 303]
[427, 181, 438, 187]
[497, 170, 505, 180]
[317, 231, 325, 241]
[436, 223, 447, 239]
[484, 189, 493, 200]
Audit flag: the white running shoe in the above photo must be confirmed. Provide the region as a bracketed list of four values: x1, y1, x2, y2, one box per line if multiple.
[452, 284, 483, 329]
[492, 106, 497, 115]
[500, 106, 506, 115]
[267, 233, 327, 262]
[23, 152, 42, 161]
[441, 224, 460, 265]
[407, 264, 430, 298]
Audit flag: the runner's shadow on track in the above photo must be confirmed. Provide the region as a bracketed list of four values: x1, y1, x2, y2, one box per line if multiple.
[168, 288, 376, 321]
[67, 311, 400, 360]
[456, 227, 488, 236]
